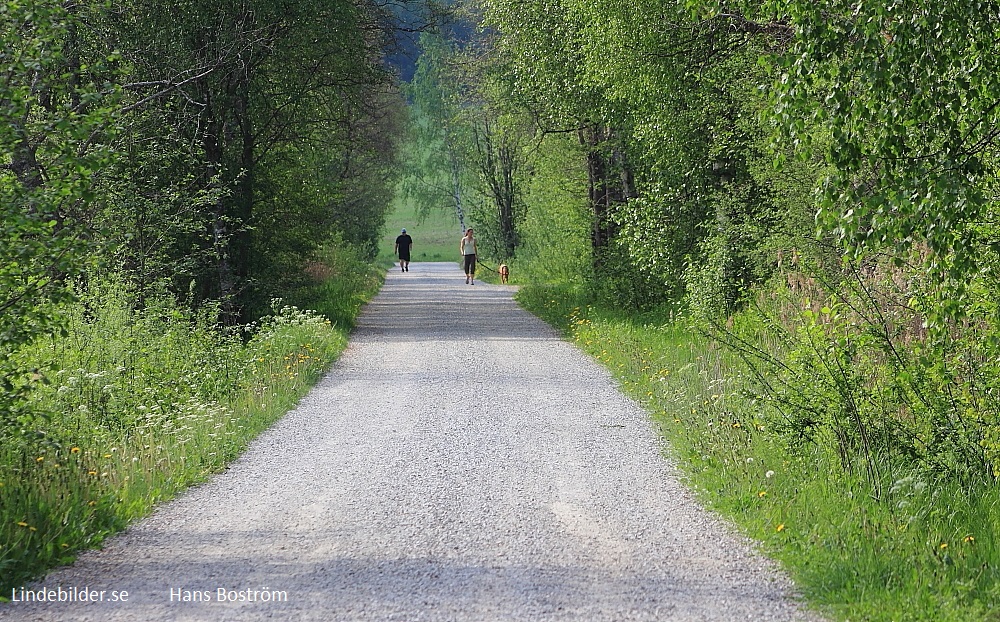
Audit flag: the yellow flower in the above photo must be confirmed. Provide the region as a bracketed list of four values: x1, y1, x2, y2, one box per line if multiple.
[939, 542, 948, 550]
[61, 544, 69, 548]
[88, 501, 97, 507]
[88, 471, 98, 476]
[70, 447, 80, 454]
[17, 522, 28, 527]
[29, 527, 37, 532]
[103, 454, 112, 459]
[758, 491, 767, 498]
[964, 535, 975, 543]
[36, 457, 44, 463]
[776, 523, 785, 532]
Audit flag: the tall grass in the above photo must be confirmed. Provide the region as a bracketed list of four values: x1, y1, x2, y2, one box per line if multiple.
[0, 249, 381, 595]
[517, 283, 1000, 622]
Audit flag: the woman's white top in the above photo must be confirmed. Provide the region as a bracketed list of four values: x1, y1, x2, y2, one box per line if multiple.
[461, 236, 477, 255]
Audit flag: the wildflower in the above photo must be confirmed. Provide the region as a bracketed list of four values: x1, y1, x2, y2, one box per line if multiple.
[103, 454, 112, 459]
[758, 491, 767, 498]
[939, 543, 948, 550]
[70, 447, 80, 454]
[746, 457, 754, 464]
[29, 527, 36, 532]
[17, 522, 28, 527]
[36, 457, 44, 463]
[88, 501, 97, 506]
[88, 471, 97, 476]
[61, 544, 69, 548]
[765, 470, 775, 479]
[776, 524, 785, 532]
[964, 536, 975, 543]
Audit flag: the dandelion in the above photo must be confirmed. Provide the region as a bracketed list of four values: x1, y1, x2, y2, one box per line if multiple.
[939, 543, 948, 550]
[746, 457, 754, 464]
[70, 447, 80, 454]
[776, 523, 785, 532]
[88, 471, 98, 476]
[29, 527, 36, 532]
[88, 501, 97, 507]
[758, 490, 767, 498]
[964, 535, 975, 543]
[765, 470, 775, 479]
[36, 457, 44, 463]
[103, 454, 112, 459]
[17, 522, 28, 527]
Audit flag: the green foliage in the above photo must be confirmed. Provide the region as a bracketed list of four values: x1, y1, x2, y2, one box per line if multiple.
[0, 1, 120, 435]
[757, 0, 1000, 320]
[514, 133, 592, 286]
[403, 31, 474, 230]
[477, 0, 795, 311]
[713, 268, 1000, 489]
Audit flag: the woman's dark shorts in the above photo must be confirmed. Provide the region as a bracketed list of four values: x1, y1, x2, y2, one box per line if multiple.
[463, 254, 476, 274]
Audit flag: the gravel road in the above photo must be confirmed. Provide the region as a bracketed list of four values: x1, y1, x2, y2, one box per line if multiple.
[1, 262, 821, 622]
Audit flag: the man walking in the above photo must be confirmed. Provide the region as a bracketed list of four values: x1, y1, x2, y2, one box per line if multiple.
[395, 228, 413, 272]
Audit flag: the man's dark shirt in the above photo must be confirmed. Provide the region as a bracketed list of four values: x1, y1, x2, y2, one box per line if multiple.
[395, 234, 412, 259]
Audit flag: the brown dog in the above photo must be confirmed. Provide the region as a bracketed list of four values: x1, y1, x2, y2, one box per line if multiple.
[498, 263, 509, 284]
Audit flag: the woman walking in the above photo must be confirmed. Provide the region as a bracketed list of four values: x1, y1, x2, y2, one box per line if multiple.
[460, 228, 477, 284]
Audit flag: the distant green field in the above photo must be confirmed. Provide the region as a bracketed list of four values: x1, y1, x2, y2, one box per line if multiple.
[379, 194, 462, 266]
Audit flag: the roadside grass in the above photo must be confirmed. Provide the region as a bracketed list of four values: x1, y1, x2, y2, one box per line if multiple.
[379, 193, 462, 267]
[0, 247, 382, 596]
[289, 241, 384, 329]
[517, 283, 1000, 622]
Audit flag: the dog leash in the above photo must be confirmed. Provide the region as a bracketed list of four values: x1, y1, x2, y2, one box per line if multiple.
[476, 259, 499, 272]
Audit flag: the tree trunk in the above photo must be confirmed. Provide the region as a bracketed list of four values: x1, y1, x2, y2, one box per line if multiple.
[580, 123, 633, 268]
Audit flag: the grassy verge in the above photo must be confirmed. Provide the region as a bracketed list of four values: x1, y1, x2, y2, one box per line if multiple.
[0, 249, 383, 596]
[517, 283, 1000, 622]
